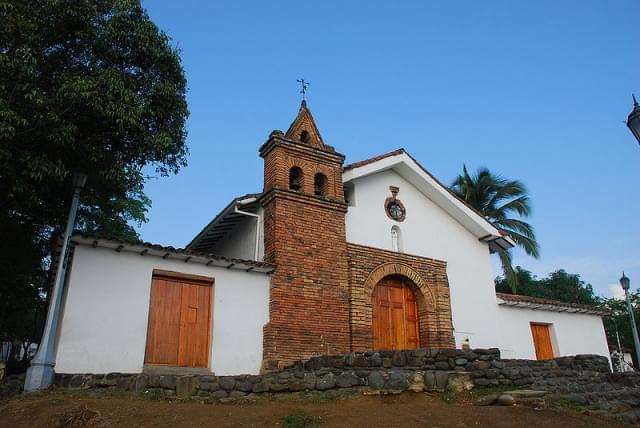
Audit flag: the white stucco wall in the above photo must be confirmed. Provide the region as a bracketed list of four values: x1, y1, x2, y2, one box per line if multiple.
[496, 305, 610, 359]
[345, 169, 503, 349]
[55, 244, 270, 375]
[211, 207, 264, 261]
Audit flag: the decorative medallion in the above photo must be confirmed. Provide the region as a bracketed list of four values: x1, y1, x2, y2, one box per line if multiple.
[384, 186, 406, 222]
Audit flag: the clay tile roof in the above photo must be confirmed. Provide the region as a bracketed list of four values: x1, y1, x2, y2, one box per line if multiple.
[343, 148, 406, 170]
[496, 293, 609, 316]
[72, 233, 275, 272]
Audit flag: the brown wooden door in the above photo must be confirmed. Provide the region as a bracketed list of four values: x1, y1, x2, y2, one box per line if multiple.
[530, 323, 554, 360]
[145, 271, 213, 367]
[372, 276, 419, 350]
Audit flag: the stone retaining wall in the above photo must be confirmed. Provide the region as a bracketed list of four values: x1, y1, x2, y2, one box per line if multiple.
[51, 348, 612, 400]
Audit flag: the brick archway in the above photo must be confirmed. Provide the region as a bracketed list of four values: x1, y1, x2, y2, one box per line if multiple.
[364, 262, 436, 312]
[347, 246, 455, 352]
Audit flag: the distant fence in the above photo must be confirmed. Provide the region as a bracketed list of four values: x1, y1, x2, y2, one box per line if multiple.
[0, 341, 36, 363]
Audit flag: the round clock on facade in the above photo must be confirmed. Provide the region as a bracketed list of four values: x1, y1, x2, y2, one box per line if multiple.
[384, 186, 406, 221]
[386, 200, 405, 221]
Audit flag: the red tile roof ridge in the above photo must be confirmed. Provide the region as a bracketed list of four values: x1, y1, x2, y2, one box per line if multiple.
[343, 148, 406, 170]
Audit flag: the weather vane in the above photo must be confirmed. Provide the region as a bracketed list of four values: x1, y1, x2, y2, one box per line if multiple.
[297, 78, 310, 101]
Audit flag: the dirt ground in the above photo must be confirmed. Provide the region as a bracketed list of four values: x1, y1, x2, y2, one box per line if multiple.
[0, 390, 628, 428]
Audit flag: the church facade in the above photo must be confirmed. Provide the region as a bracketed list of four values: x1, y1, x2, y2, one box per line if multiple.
[52, 102, 610, 376]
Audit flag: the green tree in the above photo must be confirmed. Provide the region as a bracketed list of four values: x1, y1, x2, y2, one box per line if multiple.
[0, 0, 189, 347]
[495, 267, 600, 306]
[0, 217, 47, 360]
[451, 166, 539, 293]
[601, 293, 640, 356]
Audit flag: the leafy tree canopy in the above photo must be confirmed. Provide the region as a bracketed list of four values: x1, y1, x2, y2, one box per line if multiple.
[0, 0, 189, 345]
[495, 267, 600, 306]
[601, 293, 640, 356]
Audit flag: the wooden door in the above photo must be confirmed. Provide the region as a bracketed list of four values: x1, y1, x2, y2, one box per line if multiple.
[372, 276, 419, 350]
[145, 271, 213, 367]
[530, 323, 554, 360]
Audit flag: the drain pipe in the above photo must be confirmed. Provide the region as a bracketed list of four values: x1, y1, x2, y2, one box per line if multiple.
[234, 198, 260, 261]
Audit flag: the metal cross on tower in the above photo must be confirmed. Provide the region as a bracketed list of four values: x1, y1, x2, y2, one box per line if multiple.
[297, 78, 310, 101]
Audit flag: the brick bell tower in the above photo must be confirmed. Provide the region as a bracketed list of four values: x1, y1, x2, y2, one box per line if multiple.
[259, 101, 350, 369]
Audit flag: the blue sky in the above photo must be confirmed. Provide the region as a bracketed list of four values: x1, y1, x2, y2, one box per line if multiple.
[139, 1, 639, 298]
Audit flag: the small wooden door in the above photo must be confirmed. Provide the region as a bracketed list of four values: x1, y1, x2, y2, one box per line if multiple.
[530, 323, 554, 360]
[145, 271, 213, 368]
[372, 276, 419, 350]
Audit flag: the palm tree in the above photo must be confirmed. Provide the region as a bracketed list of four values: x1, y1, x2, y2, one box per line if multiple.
[450, 165, 540, 293]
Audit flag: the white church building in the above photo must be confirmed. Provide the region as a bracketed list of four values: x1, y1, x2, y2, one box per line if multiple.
[52, 102, 610, 376]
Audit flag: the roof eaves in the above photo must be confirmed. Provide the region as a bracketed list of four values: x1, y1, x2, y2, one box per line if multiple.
[496, 293, 609, 316]
[185, 192, 262, 250]
[73, 233, 275, 273]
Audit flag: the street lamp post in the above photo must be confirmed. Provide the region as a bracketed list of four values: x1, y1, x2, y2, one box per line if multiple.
[627, 95, 640, 145]
[24, 172, 87, 391]
[620, 273, 640, 370]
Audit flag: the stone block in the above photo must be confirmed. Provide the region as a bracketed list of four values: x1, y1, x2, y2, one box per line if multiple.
[392, 352, 407, 366]
[317, 373, 336, 390]
[336, 372, 361, 388]
[447, 373, 472, 393]
[501, 367, 520, 379]
[134, 375, 149, 393]
[408, 372, 425, 392]
[434, 362, 450, 370]
[69, 374, 86, 388]
[147, 374, 161, 388]
[368, 371, 385, 389]
[413, 349, 427, 357]
[302, 373, 316, 390]
[497, 394, 515, 406]
[475, 394, 498, 406]
[434, 371, 449, 390]
[384, 371, 408, 391]
[443, 349, 457, 358]
[485, 369, 500, 379]
[176, 376, 198, 398]
[235, 381, 253, 392]
[472, 360, 492, 370]
[199, 380, 219, 392]
[408, 357, 424, 366]
[514, 377, 533, 386]
[252, 381, 269, 393]
[210, 390, 228, 399]
[116, 376, 134, 392]
[159, 375, 176, 390]
[219, 376, 236, 391]
[425, 371, 436, 390]
[474, 378, 490, 386]
[491, 361, 506, 369]
[369, 353, 382, 367]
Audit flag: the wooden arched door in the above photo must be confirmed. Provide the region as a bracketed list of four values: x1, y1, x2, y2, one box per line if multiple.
[372, 276, 420, 350]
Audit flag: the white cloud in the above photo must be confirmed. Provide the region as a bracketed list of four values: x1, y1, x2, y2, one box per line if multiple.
[607, 283, 625, 300]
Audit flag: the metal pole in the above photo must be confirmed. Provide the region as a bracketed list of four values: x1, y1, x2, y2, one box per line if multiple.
[25, 174, 85, 391]
[624, 288, 640, 370]
[613, 318, 623, 372]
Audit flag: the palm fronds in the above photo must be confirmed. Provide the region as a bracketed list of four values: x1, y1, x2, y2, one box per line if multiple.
[451, 165, 540, 293]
